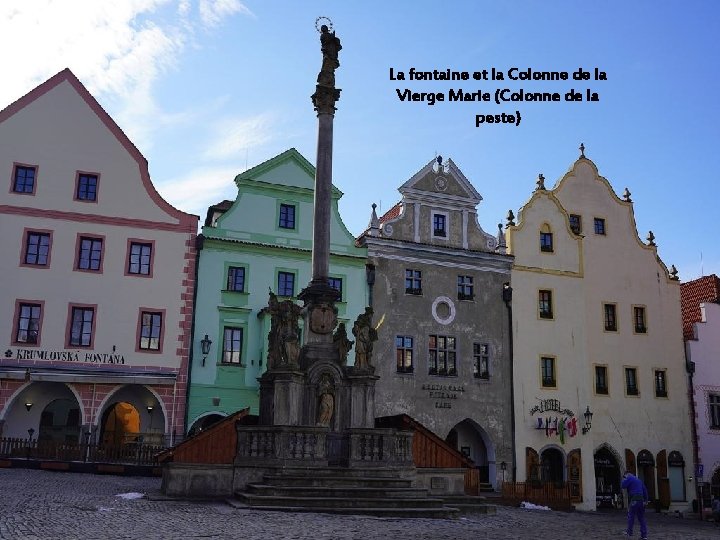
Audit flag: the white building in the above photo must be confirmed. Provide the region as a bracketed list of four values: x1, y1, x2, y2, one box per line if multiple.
[506, 149, 692, 511]
[0, 69, 198, 449]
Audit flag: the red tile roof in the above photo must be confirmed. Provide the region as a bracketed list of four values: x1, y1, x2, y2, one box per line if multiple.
[379, 202, 402, 224]
[680, 274, 720, 341]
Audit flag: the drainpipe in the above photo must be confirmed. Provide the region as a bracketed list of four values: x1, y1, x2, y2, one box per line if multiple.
[503, 282, 516, 482]
[365, 262, 375, 308]
[685, 344, 700, 515]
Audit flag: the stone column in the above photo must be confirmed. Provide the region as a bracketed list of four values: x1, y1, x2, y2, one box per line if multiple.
[299, 25, 342, 346]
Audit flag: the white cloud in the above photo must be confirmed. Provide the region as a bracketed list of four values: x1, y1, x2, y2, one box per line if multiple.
[198, 0, 252, 27]
[156, 165, 244, 218]
[203, 112, 277, 160]
[0, 0, 252, 150]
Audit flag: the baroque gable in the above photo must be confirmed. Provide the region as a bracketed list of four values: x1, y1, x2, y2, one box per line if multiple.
[377, 157, 497, 252]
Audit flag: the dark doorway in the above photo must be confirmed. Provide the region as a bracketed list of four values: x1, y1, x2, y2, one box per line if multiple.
[595, 446, 622, 508]
[540, 447, 564, 486]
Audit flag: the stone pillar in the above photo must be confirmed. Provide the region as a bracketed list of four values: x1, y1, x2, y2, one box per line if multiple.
[346, 371, 379, 428]
[258, 369, 305, 426]
[299, 24, 343, 347]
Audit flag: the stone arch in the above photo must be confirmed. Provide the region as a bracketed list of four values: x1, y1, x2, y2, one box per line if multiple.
[187, 412, 227, 437]
[538, 443, 566, 485]
[447, 418, 497, 487]
[594, 443, 624, 507]
[1, 381, 84, 440]
[95, 384, 166, 446]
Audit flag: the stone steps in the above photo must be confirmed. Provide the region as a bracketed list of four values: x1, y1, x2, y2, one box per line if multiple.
[227, 499, 459, 519]
[246, 483, 428, 499]
[441, 495, 497, 515]
[262, 474, 412, 489]
[233, 468, 460, 518]
[235, 492, 447, 509]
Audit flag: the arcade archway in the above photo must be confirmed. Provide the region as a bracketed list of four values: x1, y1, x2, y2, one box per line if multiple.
[188, 413, 225, 437]
[39, 398, 81, 444]
[99, 402, 140, 448]
[446, 419, 495, 485]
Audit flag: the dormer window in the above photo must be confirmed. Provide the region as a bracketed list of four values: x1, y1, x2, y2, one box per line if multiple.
[432, 212, 448, 238]
[540, 224, 553, 252]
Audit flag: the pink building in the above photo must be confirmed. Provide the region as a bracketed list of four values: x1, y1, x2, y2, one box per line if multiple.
[681, 275, 720, 499]
[0, 70, 198, 449]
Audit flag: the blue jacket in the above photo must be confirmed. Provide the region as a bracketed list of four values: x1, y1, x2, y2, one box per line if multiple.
[621, 473, 649, 501]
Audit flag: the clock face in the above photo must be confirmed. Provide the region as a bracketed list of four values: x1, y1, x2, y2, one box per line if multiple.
[434, 176, 448, 192]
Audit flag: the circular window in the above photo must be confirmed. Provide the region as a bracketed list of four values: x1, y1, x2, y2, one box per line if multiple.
[431, 296, 456, 325]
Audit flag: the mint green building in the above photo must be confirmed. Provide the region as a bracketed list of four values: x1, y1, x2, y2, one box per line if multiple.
[186, 149, 368, 434]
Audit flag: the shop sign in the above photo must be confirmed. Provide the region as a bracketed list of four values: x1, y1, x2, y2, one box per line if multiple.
[4, 347, 126, 365]
[421, 383, 465, 410]
[529, 397, 577, 444]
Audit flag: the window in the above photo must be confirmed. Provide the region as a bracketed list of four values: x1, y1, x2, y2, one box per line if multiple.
[540, 231, 554, 252]
[654, 370, 667, 398]
[710, 394, 720, 429]
[68, 306, 95, 348]
[457, 275, 474, 300]
[625, 367, 638, 396]
[604, 303, 617, 331]
[278, 271, 295, 297]
[138, 311, 163, 351]
[23, 231, 51, 266]
[634, 306, 647, 333]
[539, 290, 553, 319]
[428, 335, 456, 376]
[405, 269, 422, 295]
[473, 343, 489, 379]
[432, 213, 447, 237]
[328, 277, 343, 298]
[12, 165, 36, 194]
[15, 302, 42, 344]
[541, 357, 556, 388]
[396, 336, 414, 373]
[77, 236, 103, 271]
[595, 365, 608, 395]
[76, 173, 98, 201]
[569, 214, 582, 234]
[227, 266, 245, 292]
[127, 241, 153, 276]
[222, 327, 243, 364]
[594, 218, 606, 235]
[279, 204, 296, 229]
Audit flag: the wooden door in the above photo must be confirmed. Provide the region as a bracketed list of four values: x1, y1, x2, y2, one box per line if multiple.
[567, 449, 582, 502]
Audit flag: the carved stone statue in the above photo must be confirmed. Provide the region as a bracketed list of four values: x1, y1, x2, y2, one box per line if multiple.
[266, 290, 303, 368]
[317, 392, 334, 427]
[317, 25, 341, 87]
[266, 290, 281, 369]
[352, 307, 378, 369]
[333, 322, 354, 365]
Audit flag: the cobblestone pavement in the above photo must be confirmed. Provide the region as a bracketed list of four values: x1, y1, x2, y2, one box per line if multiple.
[1, 468, 718, 540]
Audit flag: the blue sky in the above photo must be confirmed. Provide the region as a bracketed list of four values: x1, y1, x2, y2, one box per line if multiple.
[1, 1, 718, 280]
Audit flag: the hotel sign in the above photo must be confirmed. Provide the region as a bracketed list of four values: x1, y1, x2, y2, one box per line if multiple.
[4, 348, 126, 365]
[529, 398, 577, 444]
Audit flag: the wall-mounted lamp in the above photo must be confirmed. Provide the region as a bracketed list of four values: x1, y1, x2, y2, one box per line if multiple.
[502, 282, 513, 304]
[582, 405, 594, 434]
[200, 334, 212, 366]
[500, 460, 507, 482]
[146, 405, 154, 414]
[212, 397, 221, 407]
[27, 428, 35, 440]
[25, 402, 33, 412]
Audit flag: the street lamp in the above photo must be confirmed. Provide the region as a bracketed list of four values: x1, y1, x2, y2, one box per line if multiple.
[200, 334, 212, 366]
[500, 461, 507, 483]
[582, 405, 594, 434]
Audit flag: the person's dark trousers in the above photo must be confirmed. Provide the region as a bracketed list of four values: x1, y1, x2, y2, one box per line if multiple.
[626, 500, 648, 538]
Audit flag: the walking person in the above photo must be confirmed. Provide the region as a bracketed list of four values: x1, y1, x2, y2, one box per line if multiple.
[621, 471, 649, 539]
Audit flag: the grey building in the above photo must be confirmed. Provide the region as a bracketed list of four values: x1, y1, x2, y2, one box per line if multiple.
[358, 157, 514, 489]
